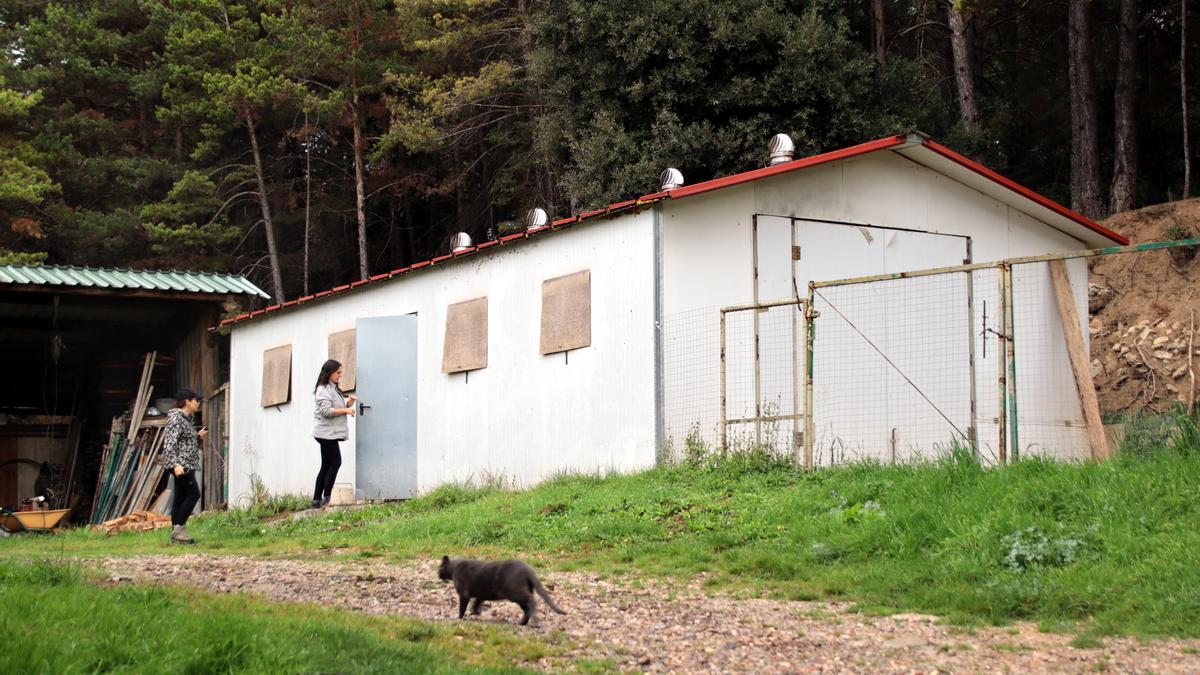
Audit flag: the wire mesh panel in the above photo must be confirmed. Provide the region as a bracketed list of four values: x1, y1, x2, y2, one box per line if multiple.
[721, 302, 804, 457]
[661, 306, 722, 460]
[811, 271, 974, 465]
[1009, 259, 1091, 461]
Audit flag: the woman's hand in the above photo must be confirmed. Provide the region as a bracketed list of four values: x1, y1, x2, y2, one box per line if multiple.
[173, 464, 184, 477]
[346, 395, 357, 405]
[343, 407, 356, 417]
[197, 428, 209, 441]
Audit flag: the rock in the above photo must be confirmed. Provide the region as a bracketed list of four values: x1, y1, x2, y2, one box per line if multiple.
[1088, 284, 1115, 313]
[1112, 343, 1124, 353]
[1090, 360, 1103, 379]
[1154, 336, 1170, 347]
[883, 637, 929, 650]
[1173, 365, 1190, 379]
[1112, 369, 1129, 387]
[1173, 322, 1184, 332]
[1153, 350, 1174, 360]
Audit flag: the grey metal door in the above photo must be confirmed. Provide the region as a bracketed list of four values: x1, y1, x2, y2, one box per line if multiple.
[355, 314, 418, 500]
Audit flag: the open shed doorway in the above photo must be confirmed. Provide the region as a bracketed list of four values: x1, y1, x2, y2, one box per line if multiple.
[0, 266, 267, 523]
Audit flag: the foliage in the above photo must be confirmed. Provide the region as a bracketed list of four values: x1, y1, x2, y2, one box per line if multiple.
[0, 560, 538, 673]
[7, 428, 1200, 638]
[0, 0, 1196, 295]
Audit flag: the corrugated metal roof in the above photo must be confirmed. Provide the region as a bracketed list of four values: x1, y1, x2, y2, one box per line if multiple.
[0, 264, 270, 299]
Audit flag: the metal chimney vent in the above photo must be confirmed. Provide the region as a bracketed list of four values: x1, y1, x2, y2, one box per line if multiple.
[660, 167, 684, 190]
[768, 133, 795, 165]
[450, 232, 473, 253]
[525, 208, 549, 230]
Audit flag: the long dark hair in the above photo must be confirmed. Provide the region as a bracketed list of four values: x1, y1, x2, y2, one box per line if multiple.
[314, 359, 342, 394]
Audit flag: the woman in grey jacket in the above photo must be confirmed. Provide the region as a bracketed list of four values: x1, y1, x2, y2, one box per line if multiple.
[312, 359, 356, 509]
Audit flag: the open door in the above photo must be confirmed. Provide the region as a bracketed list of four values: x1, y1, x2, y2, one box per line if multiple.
[355, 314, 418, 500]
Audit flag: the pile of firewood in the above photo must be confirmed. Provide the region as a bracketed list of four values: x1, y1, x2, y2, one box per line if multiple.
[92, 510, 172, 535]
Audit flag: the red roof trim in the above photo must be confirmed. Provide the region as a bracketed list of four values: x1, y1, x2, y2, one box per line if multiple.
[219, 133, 1122, 329]
[658, 135, 910, 201]
[919, 140, 1127, 245]
[332, 284, 351, 293]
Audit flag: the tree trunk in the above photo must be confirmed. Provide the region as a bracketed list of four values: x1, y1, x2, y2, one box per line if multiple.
[1184, 0, 1192, 199]
[947, 2, 980, 130]
[1110, 0, 1138, 214]
[1069, 0, 1105, 218]
[871, 0, 886, 66]
[245, 113, 285, 303]
[303, 122, 313, 297]
[352, 93, 370, 279]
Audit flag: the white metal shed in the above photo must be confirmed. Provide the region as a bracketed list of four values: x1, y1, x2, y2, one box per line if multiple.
[222, 132, 1126, 504]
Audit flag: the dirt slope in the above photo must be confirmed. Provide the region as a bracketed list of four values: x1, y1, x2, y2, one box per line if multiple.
[1088, 199, 1200, 416]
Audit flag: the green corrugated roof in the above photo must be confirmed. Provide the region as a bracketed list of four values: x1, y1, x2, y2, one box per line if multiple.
[0, 264, 270, 299]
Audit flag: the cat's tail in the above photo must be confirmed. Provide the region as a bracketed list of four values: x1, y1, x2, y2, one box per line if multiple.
[533, 577, 567, 614]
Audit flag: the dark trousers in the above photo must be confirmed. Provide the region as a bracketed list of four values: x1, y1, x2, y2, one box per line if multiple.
[168, 469, 201, 527]
[313, 438, 342, 501]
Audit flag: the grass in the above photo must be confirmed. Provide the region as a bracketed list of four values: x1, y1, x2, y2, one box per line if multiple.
[5, 410, 1200, 641]
[0, 559, 547, 673]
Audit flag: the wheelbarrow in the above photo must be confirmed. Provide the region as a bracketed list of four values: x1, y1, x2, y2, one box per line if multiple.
[0, 508, 71, 533]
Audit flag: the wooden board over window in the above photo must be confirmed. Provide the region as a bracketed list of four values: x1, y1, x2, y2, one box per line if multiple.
[442, 297, 488, 373]
[261, 345, 292, 407]
[328, 329, 357, 391]
[540, 269, 591, 355]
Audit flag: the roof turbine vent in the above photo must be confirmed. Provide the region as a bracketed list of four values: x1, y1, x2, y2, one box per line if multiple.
[450, 232, 473, 253]
[525, 207, 549, 231]
[660, 167, 684, 191]
[768, 133, 795, 165]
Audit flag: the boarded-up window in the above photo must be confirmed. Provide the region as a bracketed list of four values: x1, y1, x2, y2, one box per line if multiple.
[540, 269, 591, 355]
[261, 345, 292, 407]
[328, 329, 357, 391]
[442, 297, 488, 373]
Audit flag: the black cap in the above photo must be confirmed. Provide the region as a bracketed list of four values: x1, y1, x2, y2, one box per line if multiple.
[175, 388, 203, 402]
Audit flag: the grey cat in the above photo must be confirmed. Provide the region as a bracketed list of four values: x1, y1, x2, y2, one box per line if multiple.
[438, 555, 567, 625]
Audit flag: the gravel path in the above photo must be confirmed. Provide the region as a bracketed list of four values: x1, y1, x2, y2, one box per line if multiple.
[96, 554, 1200, 673]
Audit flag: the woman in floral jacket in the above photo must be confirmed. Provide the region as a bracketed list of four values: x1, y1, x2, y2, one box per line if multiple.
[162, 388, 207, 544]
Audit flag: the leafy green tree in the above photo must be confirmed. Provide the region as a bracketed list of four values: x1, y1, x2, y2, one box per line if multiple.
[140, 170, 239, 268]
[0, 77, 57, 264]
[529, 2, 917, 209]
[157, 0, 301, 301]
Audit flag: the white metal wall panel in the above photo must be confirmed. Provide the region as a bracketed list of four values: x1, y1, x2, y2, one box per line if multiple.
[228, 213, 656, 504]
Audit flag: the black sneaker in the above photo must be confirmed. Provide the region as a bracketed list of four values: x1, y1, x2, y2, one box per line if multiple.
[320, 496, 331, 507]
[310, 499, 322, 510]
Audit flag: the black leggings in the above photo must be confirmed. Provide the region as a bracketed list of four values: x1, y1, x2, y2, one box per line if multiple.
[169, 469, 201, 527]
[313, 438, 342, 501]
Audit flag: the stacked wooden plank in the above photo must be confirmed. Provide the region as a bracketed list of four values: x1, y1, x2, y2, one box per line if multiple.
[92, 510, 172, 535]
[89, 352, 175, 525]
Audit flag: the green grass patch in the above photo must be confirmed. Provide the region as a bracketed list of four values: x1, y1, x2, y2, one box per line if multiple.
[5, 414, 1200, 641]
[0, 560, 546, 673]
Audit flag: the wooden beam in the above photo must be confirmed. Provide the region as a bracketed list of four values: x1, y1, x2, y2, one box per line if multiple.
[1048, 260, 1111, 461]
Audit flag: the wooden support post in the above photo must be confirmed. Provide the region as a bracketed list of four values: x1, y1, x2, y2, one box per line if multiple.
[1048, 259, 1111, 461]
[997, 267, 1009, 465]
[804, 284, 817, 471]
